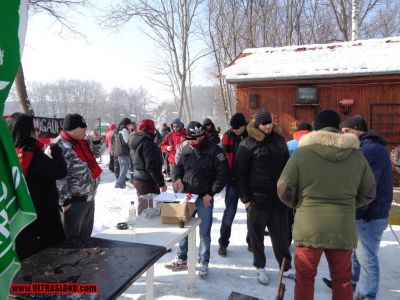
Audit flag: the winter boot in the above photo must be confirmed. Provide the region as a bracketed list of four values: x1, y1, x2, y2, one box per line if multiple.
[218, 246, 227, 256]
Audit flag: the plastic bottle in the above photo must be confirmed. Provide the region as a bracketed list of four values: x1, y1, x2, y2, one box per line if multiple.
[128, 201, 137, 229]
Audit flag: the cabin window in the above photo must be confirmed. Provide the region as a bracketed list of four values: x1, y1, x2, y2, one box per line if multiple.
[297, 86, 318, 105]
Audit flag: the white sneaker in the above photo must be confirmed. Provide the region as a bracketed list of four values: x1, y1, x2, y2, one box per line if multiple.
[283, 269, 296, 280]
[256, 268, 269, 285]
[199, 262, 209, 279]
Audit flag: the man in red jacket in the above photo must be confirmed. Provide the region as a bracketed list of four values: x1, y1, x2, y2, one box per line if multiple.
[160, 118, 186, 181]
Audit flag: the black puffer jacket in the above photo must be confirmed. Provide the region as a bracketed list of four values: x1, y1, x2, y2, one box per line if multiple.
[235, 120, 289, 210]
[129, 132, 165, 187]
[173, 138, 228, 196]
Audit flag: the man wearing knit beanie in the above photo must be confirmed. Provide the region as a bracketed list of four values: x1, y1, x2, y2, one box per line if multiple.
[48, 113, 105, 239]
[234, 109, 295, 284]
[218, 113, 248, 257]
[277, 109, 376, 299]
[321, 115, 392, 300]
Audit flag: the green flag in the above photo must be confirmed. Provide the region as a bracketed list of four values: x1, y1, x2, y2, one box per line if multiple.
[0, 1, 37, 299]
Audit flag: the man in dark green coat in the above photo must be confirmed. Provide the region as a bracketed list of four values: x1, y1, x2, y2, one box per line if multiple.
[277, 109, 376, 300]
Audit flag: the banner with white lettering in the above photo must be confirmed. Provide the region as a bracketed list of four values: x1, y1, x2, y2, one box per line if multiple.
[34, 116, 64, 138]
[0, 1, 36, 299]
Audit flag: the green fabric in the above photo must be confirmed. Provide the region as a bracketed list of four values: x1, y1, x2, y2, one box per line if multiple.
[0, 1, 36, 299]
[278, 132, 375, 250]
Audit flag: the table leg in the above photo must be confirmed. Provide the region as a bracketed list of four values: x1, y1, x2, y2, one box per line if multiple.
[146, 265, 154, 300]
[187, 229, 196, 288]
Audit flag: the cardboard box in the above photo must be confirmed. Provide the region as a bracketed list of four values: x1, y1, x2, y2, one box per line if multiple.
[161, 202, 196, 225]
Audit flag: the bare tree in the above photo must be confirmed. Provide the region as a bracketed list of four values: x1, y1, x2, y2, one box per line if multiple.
[15, 0, 89, 116]
[101, 0, 205, 123]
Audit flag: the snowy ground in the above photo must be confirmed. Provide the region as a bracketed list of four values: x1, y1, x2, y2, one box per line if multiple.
[93, 156, 400, 300]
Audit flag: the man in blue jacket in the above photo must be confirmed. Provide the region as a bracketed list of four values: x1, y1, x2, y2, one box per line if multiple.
[325, 115, 392, 300]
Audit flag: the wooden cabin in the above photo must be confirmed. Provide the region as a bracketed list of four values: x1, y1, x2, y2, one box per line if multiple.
[221, 37, 400, 148]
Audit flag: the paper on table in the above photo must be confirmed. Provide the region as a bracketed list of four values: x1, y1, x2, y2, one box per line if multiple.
[153, 192, 198, 203]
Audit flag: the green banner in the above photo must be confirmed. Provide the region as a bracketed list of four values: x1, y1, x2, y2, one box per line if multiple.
[0, 1, 37, 299]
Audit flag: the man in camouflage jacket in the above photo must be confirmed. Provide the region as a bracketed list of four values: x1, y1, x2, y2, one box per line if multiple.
[47, 114, 105, 239]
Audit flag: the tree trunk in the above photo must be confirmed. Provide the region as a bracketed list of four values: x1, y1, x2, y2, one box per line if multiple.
[15, 64, 34, 116]
[351, 0, 360, 41]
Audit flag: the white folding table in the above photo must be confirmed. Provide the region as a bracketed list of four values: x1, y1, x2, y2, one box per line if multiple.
[96, 216, 201, 300]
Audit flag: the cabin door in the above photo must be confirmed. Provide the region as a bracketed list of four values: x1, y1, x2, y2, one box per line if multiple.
[294, 105, 318, 125]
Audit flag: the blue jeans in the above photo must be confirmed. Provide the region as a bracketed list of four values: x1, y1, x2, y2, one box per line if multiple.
[177, 196, 213, 263]
[352, 218, 388, 300]
[218, 183, 239, 247]
[116, 156, 130, 188]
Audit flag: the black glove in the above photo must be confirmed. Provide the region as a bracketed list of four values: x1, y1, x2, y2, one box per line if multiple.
[50, 143, 62, 156]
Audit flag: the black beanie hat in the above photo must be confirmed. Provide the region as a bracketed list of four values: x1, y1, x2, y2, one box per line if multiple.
[63, 114, 87, 131]
[186, 121, 204, 139]
[255, 110, 272, 127]
[313, 109, 340, 130]
[342, 115, 368, 132]
[230, 113, 247, 129]
[296, 122, 312, 132]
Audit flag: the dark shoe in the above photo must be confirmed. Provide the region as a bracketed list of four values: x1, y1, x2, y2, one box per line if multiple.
[322, 278, 332, 289]
[115, 184, 126, 189]
[218, 246, 227, 257]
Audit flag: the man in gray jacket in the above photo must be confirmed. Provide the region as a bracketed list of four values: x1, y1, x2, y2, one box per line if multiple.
[49, 113, 105, 239]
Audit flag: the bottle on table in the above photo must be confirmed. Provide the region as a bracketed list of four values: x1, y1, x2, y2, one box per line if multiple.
[128, 200, 137, 229]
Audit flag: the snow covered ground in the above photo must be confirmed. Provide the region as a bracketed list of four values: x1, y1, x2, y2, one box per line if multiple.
[93, 156, 400, 300]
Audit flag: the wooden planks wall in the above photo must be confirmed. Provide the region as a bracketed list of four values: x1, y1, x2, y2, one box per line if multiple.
[235, 76, 400, 145]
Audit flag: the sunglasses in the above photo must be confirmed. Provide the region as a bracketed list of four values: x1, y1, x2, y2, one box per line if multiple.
[34, 127, 40, 133]
[204, 123, 212, 126]
[260, 121, 272, 126]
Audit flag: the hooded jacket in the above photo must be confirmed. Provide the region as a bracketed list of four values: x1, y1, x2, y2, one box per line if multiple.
[356, 131, 393, 221]
[277, 128, 376, 249]
[160, 125, 186, 164]
[129, 131, 165, 187]
[234, 120, 289, 210]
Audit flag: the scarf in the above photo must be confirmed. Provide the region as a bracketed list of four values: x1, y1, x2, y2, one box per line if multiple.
[61, 131, 102, 179]
[16, 139, 43, 176]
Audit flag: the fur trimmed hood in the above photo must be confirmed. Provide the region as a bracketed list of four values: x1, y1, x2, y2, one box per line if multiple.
[247, 119, 281, 142]
[299, 128, 360, 161]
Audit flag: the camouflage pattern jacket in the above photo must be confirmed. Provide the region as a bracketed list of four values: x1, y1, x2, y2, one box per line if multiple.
[46, 134, 105, 205]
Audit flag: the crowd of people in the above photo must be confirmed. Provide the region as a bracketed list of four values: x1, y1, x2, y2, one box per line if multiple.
[7, 107, 394, 300]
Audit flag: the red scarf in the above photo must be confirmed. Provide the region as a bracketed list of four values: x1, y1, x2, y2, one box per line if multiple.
[16, 140, 43, 176]
[61, 131, 102, 179]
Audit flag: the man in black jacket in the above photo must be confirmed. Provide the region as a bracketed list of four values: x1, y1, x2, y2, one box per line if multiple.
[235, 110, 294, 285]
[164, 121, 228, 279]
[129, 119, 167, 214]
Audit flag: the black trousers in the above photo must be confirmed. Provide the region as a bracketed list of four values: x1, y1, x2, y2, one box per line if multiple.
[247, 204, 292, 271]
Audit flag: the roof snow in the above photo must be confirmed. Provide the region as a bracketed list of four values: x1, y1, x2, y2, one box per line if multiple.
[221, 37, 400, 83]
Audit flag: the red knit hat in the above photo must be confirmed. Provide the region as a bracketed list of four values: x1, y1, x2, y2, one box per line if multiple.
[139, 119, 156, 137]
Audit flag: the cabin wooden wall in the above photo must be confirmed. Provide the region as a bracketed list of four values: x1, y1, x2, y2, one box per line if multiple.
[235, 76, 400, 147]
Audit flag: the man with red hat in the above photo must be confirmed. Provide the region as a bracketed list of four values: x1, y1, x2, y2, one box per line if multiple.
[129, 119, 167, 214]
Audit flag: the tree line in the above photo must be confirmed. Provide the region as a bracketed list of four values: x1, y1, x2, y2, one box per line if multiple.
[11, 0, 400, 126]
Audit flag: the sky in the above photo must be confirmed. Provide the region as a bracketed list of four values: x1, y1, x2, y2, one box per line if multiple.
[93, 154, 400, 299]
[21, 2, 213, 103]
